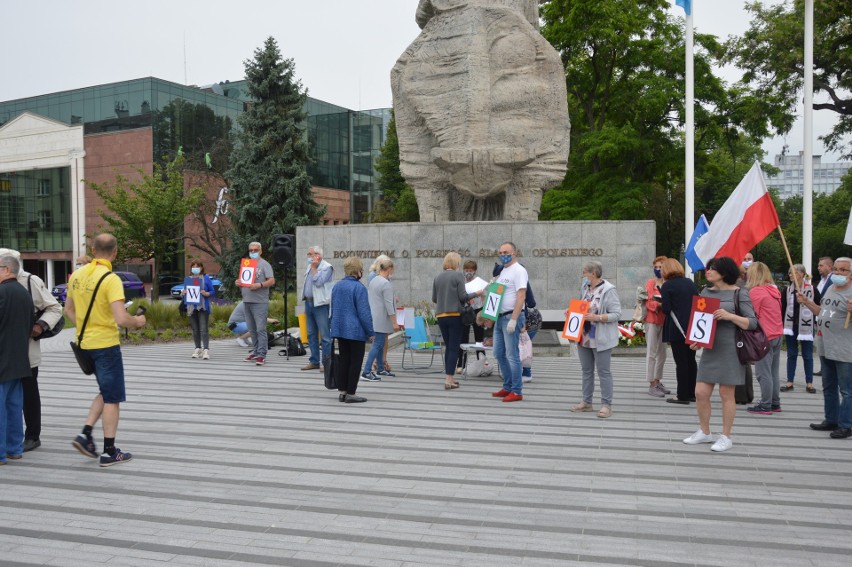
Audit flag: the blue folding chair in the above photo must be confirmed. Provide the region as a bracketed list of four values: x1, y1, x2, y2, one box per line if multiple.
[401, 316, 443, 372]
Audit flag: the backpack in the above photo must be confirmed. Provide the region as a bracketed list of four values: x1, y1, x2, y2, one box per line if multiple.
[28, 274, 65, 340]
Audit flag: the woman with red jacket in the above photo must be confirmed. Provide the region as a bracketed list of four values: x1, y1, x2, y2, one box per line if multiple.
[745, 262, 785, 415]
[644, 256, 670, 397]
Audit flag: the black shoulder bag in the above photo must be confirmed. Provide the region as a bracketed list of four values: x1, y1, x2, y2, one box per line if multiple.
[69, 272, 113, 375]
[323, 337, 340, 389]
[733, 288, 770, 365]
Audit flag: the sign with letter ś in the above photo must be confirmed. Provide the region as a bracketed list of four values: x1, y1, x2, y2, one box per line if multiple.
[239, 258, 258, 287]
[480, 283, 506, 322]
[184, 277, 202, 305]
[686, 296, 720, 348]
[562, 299, 590, 342]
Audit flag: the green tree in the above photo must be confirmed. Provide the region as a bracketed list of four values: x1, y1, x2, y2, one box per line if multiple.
[88, 158, 203, 300]
[153, 98, 234, 167]
[727, 0, 852, 158]
[538, 0, 775, 257]
[224, 37, 325, 292]
[369, 111, 419, 222]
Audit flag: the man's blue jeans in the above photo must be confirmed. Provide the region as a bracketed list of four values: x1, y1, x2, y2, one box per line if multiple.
[493, 312, 525, 394]
[305, 300, 331, 366]
[363, 332, 387, 374]
[821, 357, 852, 428]
[786, 335, 813, 384]
[0, 378, 24, 462]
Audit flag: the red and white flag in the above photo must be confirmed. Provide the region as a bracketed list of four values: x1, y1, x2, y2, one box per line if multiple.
[695, 162, 780, 265]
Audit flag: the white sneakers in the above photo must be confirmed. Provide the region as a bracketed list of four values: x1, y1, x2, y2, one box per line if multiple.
[710, 435, 732, 452]
[192, 348, 210, 360]
[683, 430, 733, 452]
[682, 430, 718, 445]
[236, 337, 249, 347]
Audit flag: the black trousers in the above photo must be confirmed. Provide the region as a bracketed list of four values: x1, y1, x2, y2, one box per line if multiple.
[22, 365, 40, 440]
[337, 338, 366, 395]
[670, 339, 697, 401]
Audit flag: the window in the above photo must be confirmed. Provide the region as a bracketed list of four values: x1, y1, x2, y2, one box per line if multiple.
[38, 179, 51, 197]
[38, 210, 52, 229]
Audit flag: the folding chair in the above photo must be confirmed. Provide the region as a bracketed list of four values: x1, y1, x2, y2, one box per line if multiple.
[401, 316, 443, 372]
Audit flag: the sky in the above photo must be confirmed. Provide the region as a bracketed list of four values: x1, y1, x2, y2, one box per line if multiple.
[0, 0, 843, 161]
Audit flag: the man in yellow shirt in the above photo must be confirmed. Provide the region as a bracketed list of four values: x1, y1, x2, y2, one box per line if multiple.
[65, 234, 146, 467]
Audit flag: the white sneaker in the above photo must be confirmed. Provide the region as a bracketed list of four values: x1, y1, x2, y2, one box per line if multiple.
[522, 375, 533, 383]
[683, 430, 718, 445]
[236, 337, 248, 348]
[710, 434, 733, 452]
[191, 348, 202, 358]
[202, 349, 210, 360]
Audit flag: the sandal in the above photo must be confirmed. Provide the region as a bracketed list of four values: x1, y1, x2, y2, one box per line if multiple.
[570, 402, 594, 412]
[806, 385, 817, 394]
[597, 406, 612, 419]
[444, 382, 460, 390]
[780, 383, 794, 392]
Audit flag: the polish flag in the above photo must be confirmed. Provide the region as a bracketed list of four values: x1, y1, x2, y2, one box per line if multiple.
[694, 162, 780, 266]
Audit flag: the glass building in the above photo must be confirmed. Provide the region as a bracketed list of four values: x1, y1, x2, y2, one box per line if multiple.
[0, 76, 391, 222]
[0, 76, 391, 288]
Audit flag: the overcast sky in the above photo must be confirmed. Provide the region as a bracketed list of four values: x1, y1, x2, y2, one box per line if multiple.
[0, 0, 843, 160]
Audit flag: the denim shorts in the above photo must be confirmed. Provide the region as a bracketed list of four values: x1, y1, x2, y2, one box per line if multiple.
[230, 322, 248, 335]
[83, 345, 126, 403]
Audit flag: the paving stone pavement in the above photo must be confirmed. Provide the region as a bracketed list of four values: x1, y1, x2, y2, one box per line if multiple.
[1, 337, 850, 566]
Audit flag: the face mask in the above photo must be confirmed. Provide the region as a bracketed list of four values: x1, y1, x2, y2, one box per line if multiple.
[75, 264, 83, 270]
[191, 267, 201, 275]
[830, 274, 849, 286]
[653, 268, 662, 278]
[307, 256, 314, 266]
[249, 252, 260, 260]
[499, 254, 513, 265]
[742, 261, 752, 268]
[464, 272, 475, 281]
[582, 277, 590, 287]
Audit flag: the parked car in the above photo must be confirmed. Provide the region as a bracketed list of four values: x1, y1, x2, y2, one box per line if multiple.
[170, 276, 223, 299]
[51, 271, 146, 304]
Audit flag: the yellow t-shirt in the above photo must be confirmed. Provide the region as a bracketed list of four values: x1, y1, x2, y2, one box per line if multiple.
[68, 259, 125, 349]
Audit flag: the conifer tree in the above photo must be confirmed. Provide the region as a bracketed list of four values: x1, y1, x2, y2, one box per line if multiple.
[223, 37, 324, 292]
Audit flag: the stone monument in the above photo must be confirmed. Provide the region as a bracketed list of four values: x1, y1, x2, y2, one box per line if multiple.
[391, 0, 570, 222]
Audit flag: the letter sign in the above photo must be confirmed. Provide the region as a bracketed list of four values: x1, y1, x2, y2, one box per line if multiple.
[562, 299, 590, 342]
[239, 258, 258, 287]
[184, 277, 201, 305]
[686, 296, 720, 349]
[480, 283, 506, 322]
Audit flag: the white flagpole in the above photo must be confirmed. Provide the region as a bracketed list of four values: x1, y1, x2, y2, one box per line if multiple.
[803, 0, 814, 272]
[684, 4, 695, 279]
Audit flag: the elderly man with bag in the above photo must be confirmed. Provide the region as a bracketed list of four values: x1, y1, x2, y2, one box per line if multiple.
[0, 248, 63, 452]
[0, 254, 34, 465]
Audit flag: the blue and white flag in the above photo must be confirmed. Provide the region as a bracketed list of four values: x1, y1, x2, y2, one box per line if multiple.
[685, 214, 709, 272]
[676, 0, 692, 16]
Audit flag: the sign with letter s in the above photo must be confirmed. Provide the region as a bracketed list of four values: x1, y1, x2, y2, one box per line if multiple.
[686, 296, 720, 349]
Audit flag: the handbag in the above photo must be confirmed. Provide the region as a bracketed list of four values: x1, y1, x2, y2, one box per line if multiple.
[525, 306, 542, 333]
[69, 271, 113, 375]
[463, 351, 494, 377]
[519, 330, 533, 367]
[323, 337, 340, 389]
[733, 288, 770, 364]
[461, 302, 476, 326]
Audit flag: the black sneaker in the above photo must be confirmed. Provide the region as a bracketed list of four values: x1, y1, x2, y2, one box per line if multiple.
[100, 448, 133, 467]
[72, 434, 98, 458]
[361, 372, 381, 382]
[23, 438, 41, 452]
[746, 405, 773, 415]
[376, 370, 396, 378]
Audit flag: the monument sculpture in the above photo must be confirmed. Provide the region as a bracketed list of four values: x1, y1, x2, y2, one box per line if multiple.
[391, 0, 571, 221]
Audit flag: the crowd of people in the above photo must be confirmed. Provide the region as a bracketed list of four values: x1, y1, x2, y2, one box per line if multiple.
[2, 235, 850, 467]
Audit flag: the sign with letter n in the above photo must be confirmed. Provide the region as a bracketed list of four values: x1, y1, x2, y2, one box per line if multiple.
[480, 283, 506, 322]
